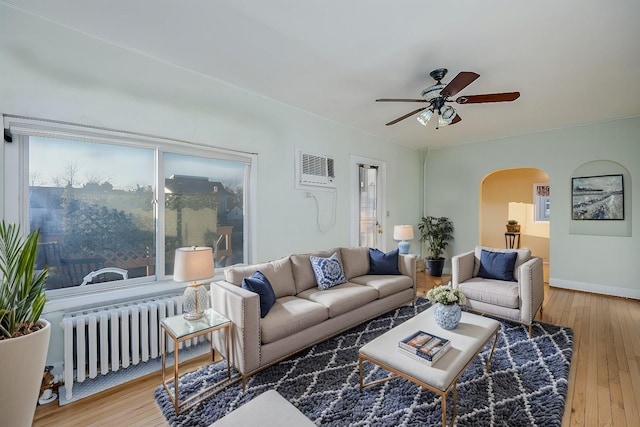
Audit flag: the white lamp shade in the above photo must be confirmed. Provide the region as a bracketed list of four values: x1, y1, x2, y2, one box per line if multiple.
[393, 225, 414, 241]
[174, 246, 215, 282]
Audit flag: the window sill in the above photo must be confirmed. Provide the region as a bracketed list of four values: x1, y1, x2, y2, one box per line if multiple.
[42, 274, 224, 314]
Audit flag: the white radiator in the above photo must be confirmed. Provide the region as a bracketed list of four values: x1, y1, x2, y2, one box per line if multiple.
[61, 295, 202, 400]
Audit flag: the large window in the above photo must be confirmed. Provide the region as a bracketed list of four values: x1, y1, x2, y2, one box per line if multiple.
[163, 153, 245, 274]
[29, 137, 156, 290]
[4, 117, 253, 296]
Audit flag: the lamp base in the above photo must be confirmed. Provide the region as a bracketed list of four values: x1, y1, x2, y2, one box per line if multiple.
[183, 311, 204, 321]
[397, 241, 410, 255]
[183, 282, 210, 320]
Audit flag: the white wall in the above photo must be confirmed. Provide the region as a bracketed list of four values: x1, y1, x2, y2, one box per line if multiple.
[0, 7, 423, 365]
[0, 7, 423, 258]
[425, 118, 639, 299]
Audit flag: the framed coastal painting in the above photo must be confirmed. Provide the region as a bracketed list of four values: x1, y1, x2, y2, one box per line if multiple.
[572, 174, 624, 220]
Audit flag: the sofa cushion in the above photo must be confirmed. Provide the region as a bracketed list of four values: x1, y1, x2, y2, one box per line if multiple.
[473, 246, 531, 281]
[349, 274, 413, 299]
[296, 282, 378, 318]
[458, 277, 520, 309]
[260, 296, 329, 344]
[339, 247, 370, 280]
[290, 249, 336, 294]
[310, 253, 347, 290]
[477, 250, 518, 281]
[368, 248, 401, 275]
[224, 256, 296, 298]
[241, 271, 276, 318]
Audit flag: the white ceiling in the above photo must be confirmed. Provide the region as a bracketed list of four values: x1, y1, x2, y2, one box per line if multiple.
[5, 0, 640, 150]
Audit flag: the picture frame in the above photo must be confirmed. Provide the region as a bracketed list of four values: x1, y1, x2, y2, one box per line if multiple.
[572, 174, 624, 220]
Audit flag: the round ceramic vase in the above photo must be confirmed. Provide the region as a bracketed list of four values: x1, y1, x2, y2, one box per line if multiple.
[434, 303, 462, 329]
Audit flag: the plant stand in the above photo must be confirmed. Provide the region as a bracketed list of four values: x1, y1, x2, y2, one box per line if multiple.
[504, 232, 521, 249]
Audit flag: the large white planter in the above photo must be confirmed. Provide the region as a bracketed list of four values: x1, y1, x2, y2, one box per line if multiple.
[0, 319, 51, 427]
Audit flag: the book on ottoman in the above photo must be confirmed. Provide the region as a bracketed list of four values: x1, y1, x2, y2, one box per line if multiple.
[398, 330, 451, 366]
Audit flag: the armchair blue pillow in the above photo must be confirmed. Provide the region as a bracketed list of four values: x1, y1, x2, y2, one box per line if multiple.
[368, 248, 401, 275]
[241, 270, 276, 317]
[477, 249, 518, 282]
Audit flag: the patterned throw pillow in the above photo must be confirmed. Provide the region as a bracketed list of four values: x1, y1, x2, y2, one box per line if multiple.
[310, 252, 347, 290]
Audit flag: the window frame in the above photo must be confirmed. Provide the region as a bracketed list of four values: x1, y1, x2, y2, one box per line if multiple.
[3, 115, 257, 300]
[533, 183, 550, 223]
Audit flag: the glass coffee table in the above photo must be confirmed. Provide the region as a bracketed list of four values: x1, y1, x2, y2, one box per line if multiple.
[161, 308, 235, 414]
[359, 305, 500, 426]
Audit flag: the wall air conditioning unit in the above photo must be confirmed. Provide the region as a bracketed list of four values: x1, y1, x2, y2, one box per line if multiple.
[295, 149, 336, 188]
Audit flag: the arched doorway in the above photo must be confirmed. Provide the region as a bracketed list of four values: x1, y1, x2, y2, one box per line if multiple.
[479, 168, 550, 283]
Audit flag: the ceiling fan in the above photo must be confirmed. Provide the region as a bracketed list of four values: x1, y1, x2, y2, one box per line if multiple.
[376, 68, 520, 128]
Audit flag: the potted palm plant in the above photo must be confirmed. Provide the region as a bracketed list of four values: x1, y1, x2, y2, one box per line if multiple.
[0, 221, 50, 426]
[418, 216, 454, 277]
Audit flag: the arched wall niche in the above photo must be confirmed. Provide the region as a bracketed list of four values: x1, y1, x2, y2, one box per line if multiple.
[570, 160, 631, 237]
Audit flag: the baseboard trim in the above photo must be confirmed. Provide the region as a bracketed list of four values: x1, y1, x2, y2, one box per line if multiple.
[550, 277, 640, 300]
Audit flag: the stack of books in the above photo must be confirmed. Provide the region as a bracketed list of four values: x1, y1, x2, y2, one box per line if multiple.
[398, 330, 452, 366]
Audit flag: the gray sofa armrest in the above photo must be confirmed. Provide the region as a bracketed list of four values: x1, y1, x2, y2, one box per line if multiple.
[451, 250, 475, 289]
[210, 280, 261, 375]
[398, 254, 417, 292]
[517, 256, 544, 324]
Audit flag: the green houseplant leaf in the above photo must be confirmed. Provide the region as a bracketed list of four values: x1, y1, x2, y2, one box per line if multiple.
[418, 216, 454, 259]
[0, 221, 48, 339]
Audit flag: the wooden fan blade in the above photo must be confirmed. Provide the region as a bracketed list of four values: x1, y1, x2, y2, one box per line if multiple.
[376, 98, 428, 103]
[440, 72, 480, 98]
[450, 114, 462, 125]
[385, 107, 426, 126]
[456, 92, 520, 104]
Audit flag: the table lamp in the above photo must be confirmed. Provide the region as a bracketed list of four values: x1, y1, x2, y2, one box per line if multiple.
[174, 246, 215, 320]
[393, 225, 414, 255]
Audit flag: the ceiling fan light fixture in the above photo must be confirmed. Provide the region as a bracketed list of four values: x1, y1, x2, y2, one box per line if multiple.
[416, 108, 434, 126]
[440, 105, 457, 124]
[421, 84, 445, 100]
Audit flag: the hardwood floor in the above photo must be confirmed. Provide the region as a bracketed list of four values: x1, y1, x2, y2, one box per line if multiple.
[34, 272, 640, 426]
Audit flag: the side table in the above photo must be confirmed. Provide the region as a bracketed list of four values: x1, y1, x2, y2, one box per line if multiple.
[161, 308, 233, 414]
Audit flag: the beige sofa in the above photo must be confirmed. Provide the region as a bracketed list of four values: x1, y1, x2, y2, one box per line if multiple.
[451, 246, 544, 336]
[210, 247, 416, 386]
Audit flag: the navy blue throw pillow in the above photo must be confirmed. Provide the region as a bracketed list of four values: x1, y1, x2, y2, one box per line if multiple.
[477, 250, 518, 281]
[241, 271, 276, 317]
[368, 248, 401, 275]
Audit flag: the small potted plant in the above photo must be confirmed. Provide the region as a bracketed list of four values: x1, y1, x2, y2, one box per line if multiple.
[418, 216, 454, 277]
[426, 282, 466, 329]
[506, 219, 521, 233]
[0, 221, 50, 425]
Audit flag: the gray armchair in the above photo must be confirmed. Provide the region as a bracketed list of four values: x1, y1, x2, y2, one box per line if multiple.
[451, 246, 544, 336]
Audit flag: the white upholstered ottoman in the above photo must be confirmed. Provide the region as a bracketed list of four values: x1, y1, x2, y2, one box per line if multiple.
[209, 390, 315, 427]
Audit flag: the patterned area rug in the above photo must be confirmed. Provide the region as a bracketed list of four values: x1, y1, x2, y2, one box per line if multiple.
[155, 298, 573, 426]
